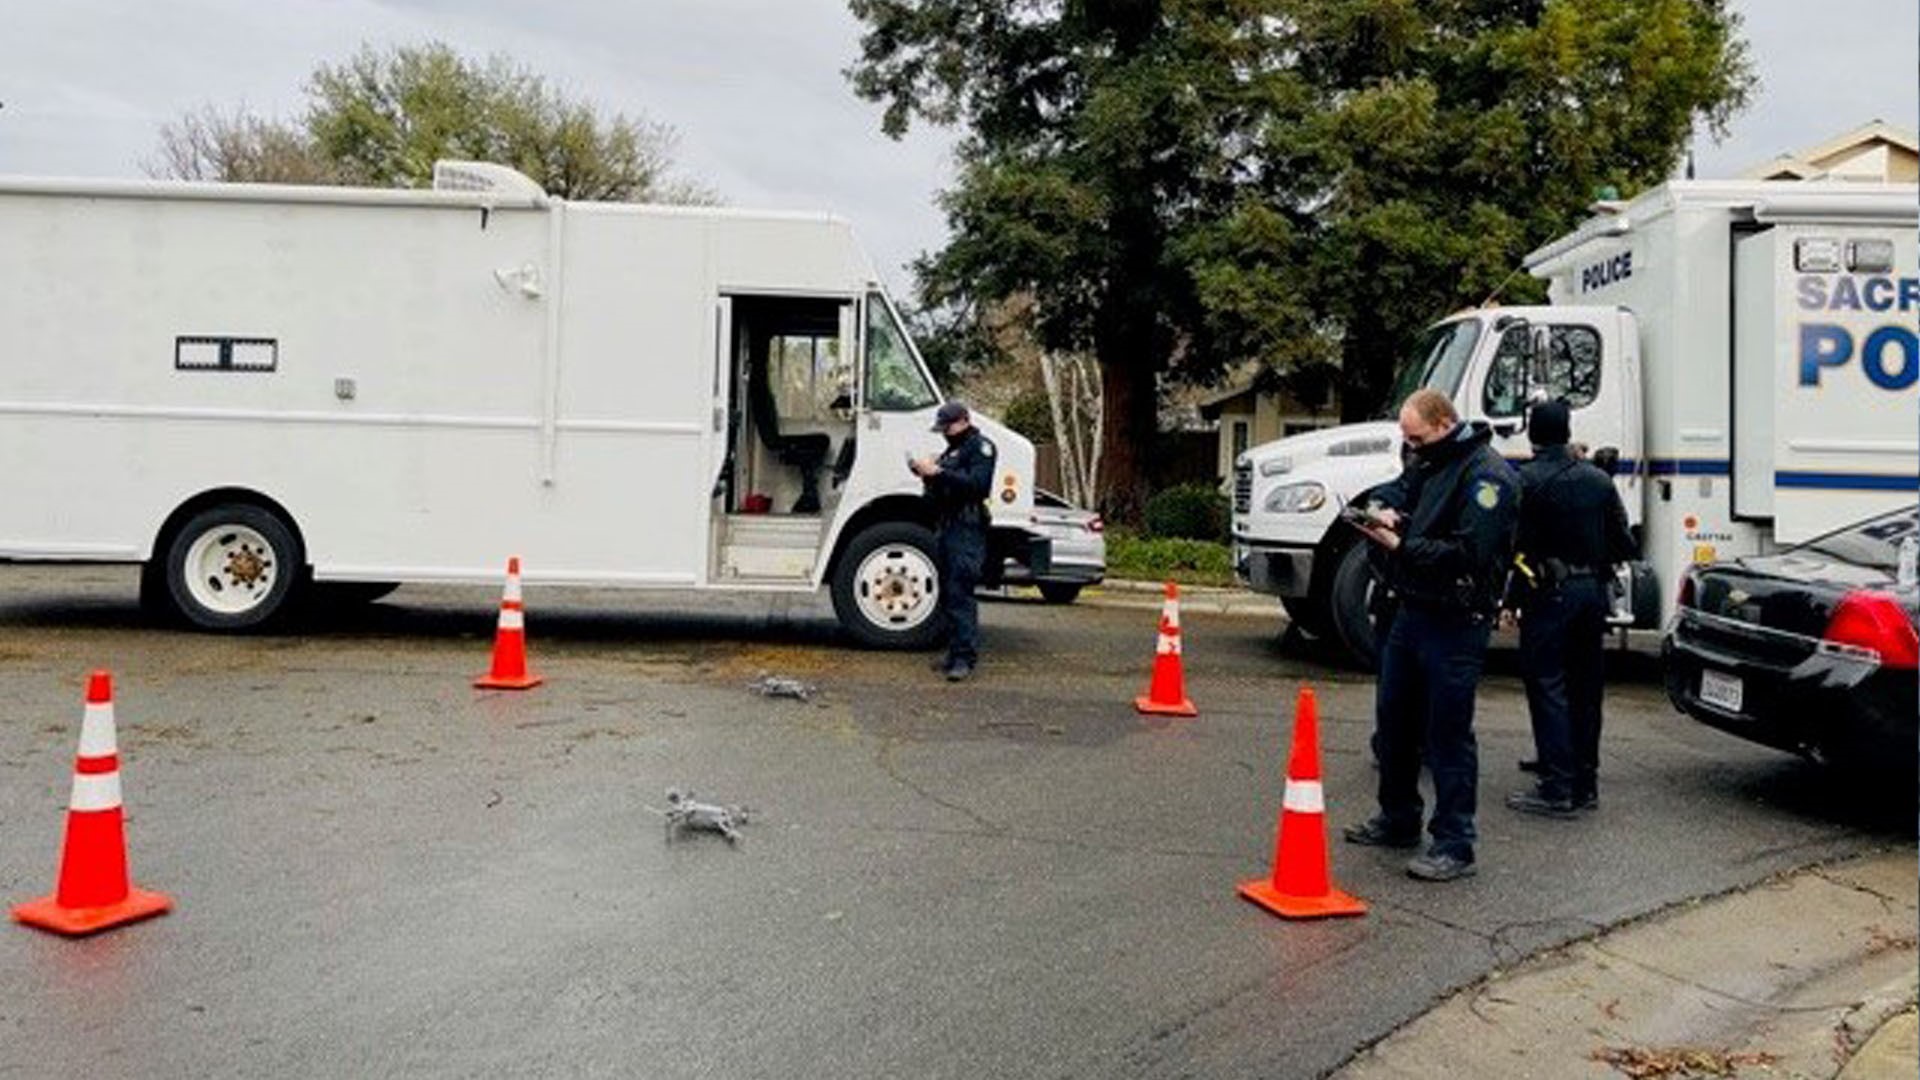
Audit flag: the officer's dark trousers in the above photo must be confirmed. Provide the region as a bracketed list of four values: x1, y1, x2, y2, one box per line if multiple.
[1519, 577, 1609, 802]
[937, 523, 986, 664]
[1375, 606, 1492, 861]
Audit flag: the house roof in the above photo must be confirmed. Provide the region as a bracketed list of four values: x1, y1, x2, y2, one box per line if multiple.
[1740, 119, 1919, 181]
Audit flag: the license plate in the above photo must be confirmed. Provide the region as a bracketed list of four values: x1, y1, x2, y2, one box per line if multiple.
[1699, 669, 1744, 713]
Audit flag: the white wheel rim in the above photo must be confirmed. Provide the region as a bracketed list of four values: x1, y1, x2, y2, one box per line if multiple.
[183, 524, 280, 615]
[854, 543, 939, 632]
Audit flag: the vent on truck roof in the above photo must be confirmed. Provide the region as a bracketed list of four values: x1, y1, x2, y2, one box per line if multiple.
[431, 161, 547, 200]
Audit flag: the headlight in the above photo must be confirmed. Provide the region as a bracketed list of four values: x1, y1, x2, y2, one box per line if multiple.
[1264, 481, 1327, 513]
[1258, 457, 1293, 477]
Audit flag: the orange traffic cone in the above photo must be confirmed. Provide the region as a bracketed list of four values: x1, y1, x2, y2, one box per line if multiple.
[1238, 685, 1367, 919]
[12, 671, 172, 936]
[1134, 581, 1197, 717]
[475, 556, 543, 690]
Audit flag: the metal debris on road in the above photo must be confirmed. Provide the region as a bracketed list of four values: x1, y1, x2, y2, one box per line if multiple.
[750, 674, 816, 702]
[653, 788, 751, 844]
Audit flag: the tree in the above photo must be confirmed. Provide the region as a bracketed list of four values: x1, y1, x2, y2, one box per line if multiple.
[150, 43, 714, 204]
[149, 106, 339, 184]
[848, 0, 1750, 516]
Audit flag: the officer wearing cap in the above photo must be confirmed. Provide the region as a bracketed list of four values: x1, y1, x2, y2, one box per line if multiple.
[910, 401, 996, 681]
[1506, 400, 1636, 817]
[1343, 388, 1519, 882]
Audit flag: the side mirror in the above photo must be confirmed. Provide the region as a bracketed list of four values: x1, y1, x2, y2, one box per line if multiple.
[1492, 422, 1520, 439]
[1591, 446, 1621, 476]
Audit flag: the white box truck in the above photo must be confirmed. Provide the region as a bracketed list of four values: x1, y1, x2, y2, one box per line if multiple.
[0, 162, 1048, 647]
[1229, 179, 1918, 664]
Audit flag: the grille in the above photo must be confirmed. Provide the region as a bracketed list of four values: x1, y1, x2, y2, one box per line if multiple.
[1233, 461, 1252, 515]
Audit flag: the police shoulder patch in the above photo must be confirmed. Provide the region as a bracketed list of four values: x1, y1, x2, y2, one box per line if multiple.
[980, 438, 995, 459]
[1474, 480, 1501, 510]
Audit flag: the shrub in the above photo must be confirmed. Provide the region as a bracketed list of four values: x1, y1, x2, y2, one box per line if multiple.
[1143, 482, 1228, 541]
[1106, 531, 1236, 587]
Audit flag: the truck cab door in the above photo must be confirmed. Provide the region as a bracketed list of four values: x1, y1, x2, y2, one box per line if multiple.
[1469, 313, 1638, 524]
[854, 290, 944, 470]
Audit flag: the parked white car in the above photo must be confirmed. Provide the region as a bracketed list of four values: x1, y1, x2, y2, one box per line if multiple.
[997, 489, 1105, 603]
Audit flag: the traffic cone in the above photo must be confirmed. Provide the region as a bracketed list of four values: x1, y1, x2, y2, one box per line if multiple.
[12, 671, 172, 936]
[1238, 685, 1367, 919]
[1134, 581, 1197, 717]
[475, 556, 543, 690]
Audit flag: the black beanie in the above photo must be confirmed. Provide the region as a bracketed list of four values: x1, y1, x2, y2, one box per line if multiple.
[1529, 400, 1571, 447]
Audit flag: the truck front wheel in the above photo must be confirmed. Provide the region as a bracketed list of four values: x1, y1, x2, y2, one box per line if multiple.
[161, 503, 305, 631]
[830, 521, 945, 650]
[1326, 542, 1383, 671]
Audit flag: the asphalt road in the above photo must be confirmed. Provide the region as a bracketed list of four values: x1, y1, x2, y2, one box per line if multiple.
[0, 566, 1909, 1079]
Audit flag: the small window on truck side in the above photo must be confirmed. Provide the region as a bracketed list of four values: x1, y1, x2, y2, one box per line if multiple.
[1483, 325, 1602, 417]
[864, 294, 939, 411]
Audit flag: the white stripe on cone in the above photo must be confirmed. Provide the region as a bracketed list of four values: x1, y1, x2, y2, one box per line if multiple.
[69, 771, 124, 812]
[499, 608, 525, 631]
[78, 703, 117, 757]
[1156, 632, 1181, 656]
[504, 576, 523, 604]
[1282, 779, 1325, 814]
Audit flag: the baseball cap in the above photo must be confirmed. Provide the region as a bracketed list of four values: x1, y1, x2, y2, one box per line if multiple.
[931, 401, 970, 430]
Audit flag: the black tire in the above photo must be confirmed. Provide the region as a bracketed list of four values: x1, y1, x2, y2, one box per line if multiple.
[161, 503, 305, 631]
[1326, 542, 1382, 671]
[1037, 582, 1083, 605]
[1280, 596, 1331, 639]
[830, 521, 945, 650]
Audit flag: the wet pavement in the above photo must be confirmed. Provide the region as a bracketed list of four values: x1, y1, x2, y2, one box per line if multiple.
[0, 565, 1909, 1078]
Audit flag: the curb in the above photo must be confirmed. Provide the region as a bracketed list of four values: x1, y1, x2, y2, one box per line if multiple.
[1332, 850, 1920, 1080]
[1077, 580, 1281, 618]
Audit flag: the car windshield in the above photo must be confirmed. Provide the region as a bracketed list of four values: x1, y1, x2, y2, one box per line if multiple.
[1380, 319, 1482, 418]
[1793, 504, 1919, 570]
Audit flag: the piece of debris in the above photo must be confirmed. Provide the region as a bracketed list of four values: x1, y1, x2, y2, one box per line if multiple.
[750, 675, 816, 702]
[1592, 1045, 1779, 1079]
[652, 788, 751, 844]
[1867, 925, 1917, 955]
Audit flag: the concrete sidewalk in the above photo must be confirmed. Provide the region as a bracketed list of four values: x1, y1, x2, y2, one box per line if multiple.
[1335, 849, 1918, 1079]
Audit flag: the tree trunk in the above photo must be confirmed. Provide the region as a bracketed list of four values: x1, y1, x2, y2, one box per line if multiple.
[1096, 356, 1155, 523]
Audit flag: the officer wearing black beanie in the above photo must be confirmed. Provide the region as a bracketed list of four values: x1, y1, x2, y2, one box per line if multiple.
[1506, 399, 1635, 817]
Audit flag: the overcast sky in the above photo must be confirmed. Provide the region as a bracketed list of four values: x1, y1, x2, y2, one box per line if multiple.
[2, 1, 1913, 295]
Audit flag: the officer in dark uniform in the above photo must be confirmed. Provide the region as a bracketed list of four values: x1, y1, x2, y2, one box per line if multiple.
[1343, 388, 1519, 882]
[1506, 400, 1636, 817]
[911, 401, 996, 681]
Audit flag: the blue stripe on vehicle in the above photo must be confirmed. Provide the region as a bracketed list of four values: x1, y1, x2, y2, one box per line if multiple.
[1774, 471, 1919, 492]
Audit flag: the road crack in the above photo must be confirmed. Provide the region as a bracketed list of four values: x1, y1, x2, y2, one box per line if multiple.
[873, 736, 1007, 834]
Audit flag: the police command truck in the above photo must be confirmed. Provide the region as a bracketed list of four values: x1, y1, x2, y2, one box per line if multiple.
[1230, 179, 1918, 665]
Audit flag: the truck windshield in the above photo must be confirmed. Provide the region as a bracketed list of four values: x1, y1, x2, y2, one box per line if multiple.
[1379, 319, 1482, 418]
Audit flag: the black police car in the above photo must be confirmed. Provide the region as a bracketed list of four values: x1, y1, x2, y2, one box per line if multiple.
[1664, 504, 1918, 777]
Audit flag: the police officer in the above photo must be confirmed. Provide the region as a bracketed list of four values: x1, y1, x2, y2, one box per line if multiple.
[1343, 389, 1519, 882]
[1506, 400, 1635, 817]
[911, 401, 995, 681]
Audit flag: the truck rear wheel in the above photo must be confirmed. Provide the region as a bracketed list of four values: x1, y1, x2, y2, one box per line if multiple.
[161, 503, 304, 631]
[831, 521, 944, 649]
[1327, 542, 1382, 671]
